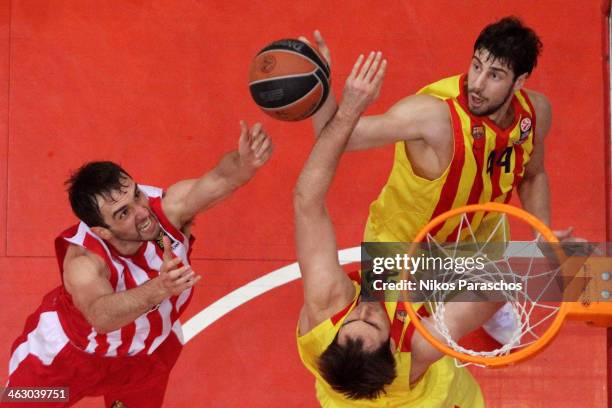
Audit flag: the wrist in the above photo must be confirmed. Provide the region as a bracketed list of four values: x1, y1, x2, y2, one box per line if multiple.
[236, 154, 258, 182]
[335, 105, 361, 125]
[147, 278, 170, 305]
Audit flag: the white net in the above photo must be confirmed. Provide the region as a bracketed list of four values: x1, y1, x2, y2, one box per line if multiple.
[415, 212, 565, 367]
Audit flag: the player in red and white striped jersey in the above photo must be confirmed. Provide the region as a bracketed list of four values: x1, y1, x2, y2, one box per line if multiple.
[4, 121, 273, 408]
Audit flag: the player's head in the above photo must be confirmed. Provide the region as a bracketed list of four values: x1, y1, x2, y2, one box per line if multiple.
[318, 302, 396, 399]
[67, 161, 161, 242]
[467, 16, 542, 116]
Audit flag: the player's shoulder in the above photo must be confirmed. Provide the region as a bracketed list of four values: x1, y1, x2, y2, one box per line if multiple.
[523, 89, 551, 116]
[64, 243, 109, 280]
[388, 94, 450, 125]
[391, 93, 448, 112]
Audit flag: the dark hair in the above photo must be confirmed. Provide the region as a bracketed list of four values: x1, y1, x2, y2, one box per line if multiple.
[474, 16, 542, 77]
[66, 161, 131, 227]
[318, 335, 396, 400]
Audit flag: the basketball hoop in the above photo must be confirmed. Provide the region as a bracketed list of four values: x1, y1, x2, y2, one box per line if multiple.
[401, 202, 612, 367]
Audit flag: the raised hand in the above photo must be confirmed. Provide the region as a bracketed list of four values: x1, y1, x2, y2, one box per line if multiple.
[157, 236, 201, 297]
[238, 120, 274, 170]
[299, 30, 331, 68]
[338, 51, 387, 117]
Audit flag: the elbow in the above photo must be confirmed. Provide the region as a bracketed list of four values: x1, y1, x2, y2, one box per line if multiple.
[293, 190, 311, 214]
[89, 317, 113, 334]
[92, 325, 112, 335]
[293, 188, 323, 216]
[89, 313, 115, 334]
[85, 306, 115, 334]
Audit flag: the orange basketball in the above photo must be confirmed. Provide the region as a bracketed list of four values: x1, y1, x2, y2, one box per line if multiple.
[248, 39, 330, 121]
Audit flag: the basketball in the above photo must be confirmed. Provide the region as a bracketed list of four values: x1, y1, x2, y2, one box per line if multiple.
[248, 39, 330, 121]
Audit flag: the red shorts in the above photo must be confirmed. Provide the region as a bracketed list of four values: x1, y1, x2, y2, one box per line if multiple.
[3, 288, 183, 407]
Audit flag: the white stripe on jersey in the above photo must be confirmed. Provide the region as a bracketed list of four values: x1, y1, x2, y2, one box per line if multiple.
[128, 315, 150, 356]
[105, 269, 127, 357]
[175, 288, 192, 312]
[85, 329, 98, 354]
[8, 312, 69, 376]
[144, 242, 162, 271]
[148, 299, 173, 354]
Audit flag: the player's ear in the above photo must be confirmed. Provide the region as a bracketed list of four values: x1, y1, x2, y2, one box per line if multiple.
[91, 226, 112, 240]
[389, 337, 396, 353]
[513, 72, 528, 92]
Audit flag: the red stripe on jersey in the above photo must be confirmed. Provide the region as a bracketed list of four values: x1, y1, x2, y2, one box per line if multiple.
[488, 134, 510, 203]
[398, 304, 429, 352]
[429, 100, 466, 237]
[142, 306, 165, 353]
[446, 115, 487, 241]
[330, 299, 357, 326]
[520, 89, 537, 136]
[510, 142, 525, 196]
[330, 271, 361, 325]
[512, 92, 535, 189]
[152, 242, 182, 321]
[54, 225, 79, 275]
[94, 331, 109, 356]
[149, 196, 184, 243]
[83, 233, 120, 289]
[130, 244, 159, 280]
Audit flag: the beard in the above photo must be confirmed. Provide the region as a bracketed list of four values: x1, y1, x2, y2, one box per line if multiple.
[467, 82, 515, 116]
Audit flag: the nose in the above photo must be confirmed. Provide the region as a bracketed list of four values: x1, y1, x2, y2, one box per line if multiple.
[358, 304, 372, 320]
[134, 205, 149, 221]
[472, 72, 486, 93]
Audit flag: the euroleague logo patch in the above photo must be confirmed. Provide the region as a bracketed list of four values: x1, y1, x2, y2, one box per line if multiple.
[515, 117, 532, 145]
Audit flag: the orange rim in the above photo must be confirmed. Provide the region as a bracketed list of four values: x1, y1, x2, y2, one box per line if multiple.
[403, 202, 567, 367]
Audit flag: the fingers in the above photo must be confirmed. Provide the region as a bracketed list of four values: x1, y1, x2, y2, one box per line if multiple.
[349, 51, 386, 84]
[238, 120, 249, 146]
[364, 51, 383, 82]
[357, 51, 376, 80]
[314, 30, 325, 47]
[349, 54, 364, 80]
[256, 136, 272, 158]
[298, 35, 311, 46]
[161, 264, 202, 294]
[249, 123, 269, 157]
[162, 236, 174, 263]
[373, 59, 388, 84]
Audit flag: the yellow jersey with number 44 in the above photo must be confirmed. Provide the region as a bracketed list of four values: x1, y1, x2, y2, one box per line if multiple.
[365, 74, 536, 244]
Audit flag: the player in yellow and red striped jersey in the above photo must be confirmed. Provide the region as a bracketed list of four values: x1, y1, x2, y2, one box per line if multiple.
[299, 16, 580, 403]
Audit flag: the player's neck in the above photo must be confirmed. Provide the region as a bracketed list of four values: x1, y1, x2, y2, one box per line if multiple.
[487, 97, 515, 129]
[107, 238, 145, 256]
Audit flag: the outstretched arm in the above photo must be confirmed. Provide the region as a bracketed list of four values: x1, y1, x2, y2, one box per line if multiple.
[295, 52, 387, 324]
[305, 31, 447, 152]
[162, 121, 273, 231]
[64, 236, 200, 333]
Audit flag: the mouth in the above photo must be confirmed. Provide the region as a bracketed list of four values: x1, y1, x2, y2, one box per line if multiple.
[137, 217, 156, 234]
[469, 93, 485, 107]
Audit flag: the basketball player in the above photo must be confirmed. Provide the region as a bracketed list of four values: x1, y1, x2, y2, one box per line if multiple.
[3, 122, 273, 408]
[296, 51, 491, 406]
[303, 17, 579, 344]
[305, 16, 580, 241]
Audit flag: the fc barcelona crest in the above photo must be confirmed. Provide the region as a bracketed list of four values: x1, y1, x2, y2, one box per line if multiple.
[471, 125, 485, 140]
[396, 310, 407, 323]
